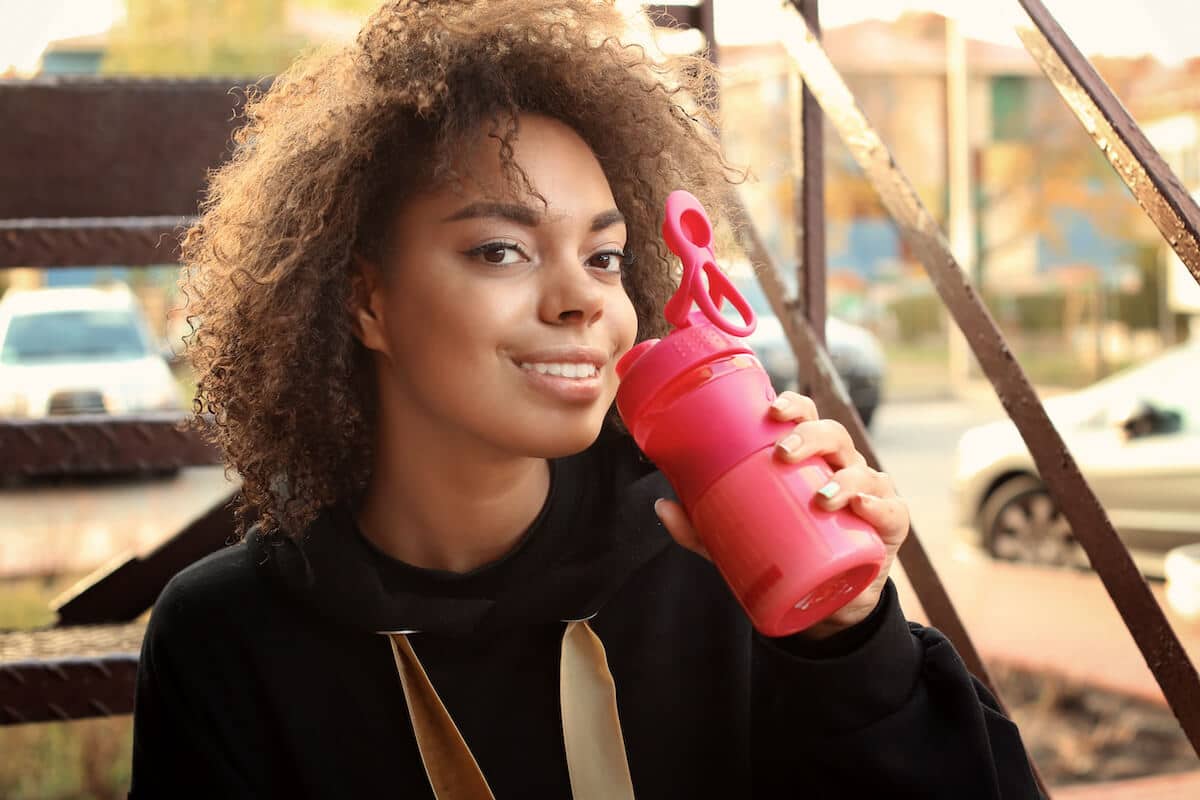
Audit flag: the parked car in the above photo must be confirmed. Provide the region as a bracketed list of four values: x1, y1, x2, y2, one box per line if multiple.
[952, 339, 1200, 577]
[0, 284, 183, 418]
[733, 278, 886, 426]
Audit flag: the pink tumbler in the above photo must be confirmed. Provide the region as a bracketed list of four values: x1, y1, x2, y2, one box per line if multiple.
[615, 190, 885, 637]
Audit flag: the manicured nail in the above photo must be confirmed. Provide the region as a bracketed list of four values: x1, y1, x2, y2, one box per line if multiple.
[770, 395, 790, 412]
[654, 499, 665, 519]
[817, 481, 841, 500]
[776, 433, 802, 455]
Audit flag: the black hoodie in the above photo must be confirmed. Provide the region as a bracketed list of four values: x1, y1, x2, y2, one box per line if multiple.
[129, 428, 1042, 798]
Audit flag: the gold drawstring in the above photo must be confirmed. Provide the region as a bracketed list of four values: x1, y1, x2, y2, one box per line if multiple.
[387, 621, 636, 800]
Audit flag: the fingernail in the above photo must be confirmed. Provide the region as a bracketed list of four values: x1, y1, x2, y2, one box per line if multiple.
[770, 395, 790, 412]
[776, 433, 802, 454]
[654, 499, 665, 518]
[856, 492, 877, 505]
[817, 481, 841, 500]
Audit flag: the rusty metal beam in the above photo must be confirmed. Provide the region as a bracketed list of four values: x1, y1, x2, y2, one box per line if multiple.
[728, 189, 1051, 797]
[0, 217, 191, 268]
[728, 189, 999, 695]
[0, 657, 139, 724]
[775, 2, 1200, 758]
[0, 624, 144, 724]
[645, 4, 703, 31]
[795, 0, 826, 348]
[53, 489, 239, 626]
[0, 414, 220, 480]
[1016, 0, 1200, 289]
[0, 77, 260, 219]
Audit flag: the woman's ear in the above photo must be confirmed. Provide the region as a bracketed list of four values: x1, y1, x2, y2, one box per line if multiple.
[349, 254, 392, 358]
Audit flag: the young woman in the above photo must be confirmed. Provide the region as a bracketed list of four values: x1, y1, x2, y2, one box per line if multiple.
[130, 1, 1042, 797]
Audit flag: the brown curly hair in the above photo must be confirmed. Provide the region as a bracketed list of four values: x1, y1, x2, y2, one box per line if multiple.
[181, 0, 742, 537]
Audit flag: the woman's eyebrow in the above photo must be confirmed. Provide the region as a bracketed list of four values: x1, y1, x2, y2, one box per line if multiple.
[590, 208, 625, 232]
[441, 201, 540, 226]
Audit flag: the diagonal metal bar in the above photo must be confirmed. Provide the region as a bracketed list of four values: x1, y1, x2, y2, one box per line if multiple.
[727, 189, 1003, 704]
[794, 0, 826, 349]
[727, 189, 1052, 797]
[0, 216, 192, 267]
[645, 4, 703, 31]
[1016, 0, 1200, 289]
[774, 2, 1200, 757]
[0, 414, 221, 479]
[52, 488, 239, 626]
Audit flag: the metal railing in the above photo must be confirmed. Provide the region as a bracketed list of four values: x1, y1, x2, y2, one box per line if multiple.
[3, 3, 1200, 795]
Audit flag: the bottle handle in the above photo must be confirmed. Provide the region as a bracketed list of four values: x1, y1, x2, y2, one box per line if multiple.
[661, 191, 756, 337]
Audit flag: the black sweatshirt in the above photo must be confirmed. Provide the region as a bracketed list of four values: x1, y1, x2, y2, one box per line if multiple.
[129, 428, 1042, 799]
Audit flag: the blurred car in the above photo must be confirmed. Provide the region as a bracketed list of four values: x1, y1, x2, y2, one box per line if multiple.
[734, 278, 886, 426]
[0, 284, 183, 418]
[952, 339, 1200, 577]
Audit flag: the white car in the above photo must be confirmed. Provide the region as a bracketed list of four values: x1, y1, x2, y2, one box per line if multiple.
[952, 339, 1200, 577]
[0, 284, 183, 418]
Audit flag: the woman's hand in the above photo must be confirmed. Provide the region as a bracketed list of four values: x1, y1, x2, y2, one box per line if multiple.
[654, 390, 910, 640]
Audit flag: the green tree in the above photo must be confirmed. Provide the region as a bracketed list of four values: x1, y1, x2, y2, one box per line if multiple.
[103, 0, 307, 77]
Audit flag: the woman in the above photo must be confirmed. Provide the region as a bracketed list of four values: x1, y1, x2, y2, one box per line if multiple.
[130, 1, 1042, 797]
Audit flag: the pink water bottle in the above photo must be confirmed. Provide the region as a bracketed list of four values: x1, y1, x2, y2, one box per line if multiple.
[615, 190, 885, 637]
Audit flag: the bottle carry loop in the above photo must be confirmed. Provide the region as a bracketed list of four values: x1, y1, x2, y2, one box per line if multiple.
[387, 620, 636, 800]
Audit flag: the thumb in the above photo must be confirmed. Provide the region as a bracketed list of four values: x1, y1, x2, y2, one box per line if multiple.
[654, 498, 710, 562]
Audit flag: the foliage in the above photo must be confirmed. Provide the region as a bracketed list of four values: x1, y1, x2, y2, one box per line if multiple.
[103, 0, 309, 77]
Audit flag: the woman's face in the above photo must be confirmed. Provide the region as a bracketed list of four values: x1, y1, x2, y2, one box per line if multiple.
[357, 114, 640, 458]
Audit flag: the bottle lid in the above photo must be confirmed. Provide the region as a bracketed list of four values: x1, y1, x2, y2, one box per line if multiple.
[661, 191, 756, 337]
[614, 191, 759, 422]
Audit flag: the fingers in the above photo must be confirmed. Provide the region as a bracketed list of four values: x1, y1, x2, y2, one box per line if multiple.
[766, 391, 819, 423]
[654, 498, 710, 561]
[811, 465, 910, 545]
[774, 418, 865, 471]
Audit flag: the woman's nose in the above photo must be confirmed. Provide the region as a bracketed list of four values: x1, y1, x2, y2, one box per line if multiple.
[539, 258, 605, 326]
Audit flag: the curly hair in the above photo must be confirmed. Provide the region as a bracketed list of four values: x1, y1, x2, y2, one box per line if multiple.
[180, 0, 743, 537]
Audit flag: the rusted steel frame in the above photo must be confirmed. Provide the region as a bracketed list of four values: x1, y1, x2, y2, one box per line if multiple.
[0, 217, 191, 268]
[0, 622, 144, 723]
[727, 189, 1052, 796]
[0, 414, 220, 480]
[53, 488, 239, 626]
[0, 77, 263, 219]
[1016, 0, 1200, 288]
[645, 4, 703, 31]
[794, 0, 826, 348]
[726, 189, 1001, 698]
[0, 655, 139, 724]
[777, 3, 1200, 757]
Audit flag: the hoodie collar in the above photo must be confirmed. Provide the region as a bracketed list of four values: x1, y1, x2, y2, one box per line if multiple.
[249, 430, 675, 637]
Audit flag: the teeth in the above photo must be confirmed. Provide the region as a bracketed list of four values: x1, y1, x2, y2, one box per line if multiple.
[520, 362, 598, 378]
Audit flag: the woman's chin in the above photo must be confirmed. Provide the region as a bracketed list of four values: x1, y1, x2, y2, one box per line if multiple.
[510, 417, 606, 459]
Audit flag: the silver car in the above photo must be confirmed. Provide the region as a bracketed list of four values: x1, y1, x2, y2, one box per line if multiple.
[952, 340, 1200, 577]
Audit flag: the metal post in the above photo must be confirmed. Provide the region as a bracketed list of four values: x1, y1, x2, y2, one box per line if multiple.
[795, 0, 826, 348]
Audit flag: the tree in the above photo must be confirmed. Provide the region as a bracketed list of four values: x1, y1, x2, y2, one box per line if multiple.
[103, 0, 307, 77]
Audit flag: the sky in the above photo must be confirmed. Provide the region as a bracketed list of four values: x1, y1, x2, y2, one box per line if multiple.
[1, 0, 1198, 75]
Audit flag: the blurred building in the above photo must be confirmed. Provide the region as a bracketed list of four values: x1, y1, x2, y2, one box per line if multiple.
[719, 12, 1143, 314]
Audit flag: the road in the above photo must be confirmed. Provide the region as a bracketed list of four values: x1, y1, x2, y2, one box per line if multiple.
[0, 394, 1011, 579]
[869, 392, 1008, 564]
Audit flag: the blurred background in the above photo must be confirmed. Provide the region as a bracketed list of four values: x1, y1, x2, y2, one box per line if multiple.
[2, 0, 1200, 796]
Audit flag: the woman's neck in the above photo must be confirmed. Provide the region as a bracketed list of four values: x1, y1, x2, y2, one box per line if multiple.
[354, 412, 552, 575]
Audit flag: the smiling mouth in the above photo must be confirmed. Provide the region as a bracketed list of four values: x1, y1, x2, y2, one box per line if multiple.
[515, 361, 601, 379]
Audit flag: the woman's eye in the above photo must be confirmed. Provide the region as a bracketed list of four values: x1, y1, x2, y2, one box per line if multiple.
[466, 241, 527, 267]
[587, 249, 631, 273]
